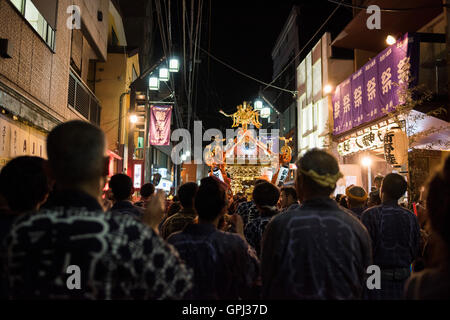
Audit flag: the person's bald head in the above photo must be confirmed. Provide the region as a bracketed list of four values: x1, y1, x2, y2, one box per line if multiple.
[47, 120, 108, 186]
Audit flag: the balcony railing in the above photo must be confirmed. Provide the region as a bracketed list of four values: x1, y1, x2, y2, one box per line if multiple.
[68, 69, 101, 126]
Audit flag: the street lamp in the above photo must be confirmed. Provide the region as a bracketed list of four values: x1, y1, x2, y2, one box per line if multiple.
[169, 58, 180, 73]
[323, 84, 333, 95]
[254, 100, 263, 111]
[260, 107, 271, 119]
[386, 35, 396, 45]
[361, 156, 372, 192]
[159, 67, 170, 81]
[149, 76, 160, 90]
[130, 114, 138, 124]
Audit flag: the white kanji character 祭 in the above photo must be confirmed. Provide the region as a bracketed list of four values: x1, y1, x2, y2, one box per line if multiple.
[354, 86, 362, 108]
[367, 77, 376, 101]
[343, 94, 351, 114]
[381, 67, 392, 94]
[334, 101, 340, 119]
[397, 57, 411, 84]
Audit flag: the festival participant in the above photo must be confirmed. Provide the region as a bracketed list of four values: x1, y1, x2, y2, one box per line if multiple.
[109, 173, 144, 220]
[345, 185, 368, 219]
[244, 182, 280, 257]
[167, 176, 260, 299]
[161, 182, 198, 239]
[368, 175, 383, 207]
[279, 186, 299, 212]
[361, 173, 420, 300]
[0, 156, 50, 299]
[1, 120, 192, 299]
[134, 183, 155, 208]
[236, 179, 267, 226]
[0, 156, 50, 243]
[405, 155, 450, 299]
[335, 194, 344, 204]
[261, 149, 372, 299]
[339, 195, 349, 209]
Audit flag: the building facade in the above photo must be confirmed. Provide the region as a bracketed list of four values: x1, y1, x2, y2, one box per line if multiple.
[296, 32, 354, 157]
[330, 0, 450, 200]
[96, 0, 140, 178]
[0, 0, 109, 168]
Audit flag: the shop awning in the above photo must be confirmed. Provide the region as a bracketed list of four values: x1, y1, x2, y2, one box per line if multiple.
[331, 0, 443, 52]
[408, 110, 450, 150]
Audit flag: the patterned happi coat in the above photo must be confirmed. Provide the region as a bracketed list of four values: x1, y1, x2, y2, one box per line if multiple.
[361, 201, 421, 300]
[261, 197, 372, 300]
[168, 223, 260, 299]
[1, 190, 193, 299]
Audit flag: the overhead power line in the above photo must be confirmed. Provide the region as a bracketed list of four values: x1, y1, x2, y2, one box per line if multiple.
[196, 44, 297, 94]
[327, 0, 446, 12]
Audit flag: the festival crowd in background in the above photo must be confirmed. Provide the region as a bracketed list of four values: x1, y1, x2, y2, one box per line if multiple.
[0, 120, 449, 299]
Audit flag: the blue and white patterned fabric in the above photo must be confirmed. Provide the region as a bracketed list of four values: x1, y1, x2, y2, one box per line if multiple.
[1, 190, 193, 300]
[236, 201, 259, 226]
[168, 223, 260, 299]
[261, 197, 372, 300]
[361, 201, 420, 300]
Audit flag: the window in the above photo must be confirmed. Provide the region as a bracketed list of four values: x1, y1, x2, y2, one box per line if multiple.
[302, 107, 308, 135]
[313, 102, 319, 130]
[9, 0, 55, 50]
[132, 65, 138, 82]
[312, 59, 322, 101]
[306, 53, 312, 104]
[10, 0, 24, 12]
[307, 104, 313, 132]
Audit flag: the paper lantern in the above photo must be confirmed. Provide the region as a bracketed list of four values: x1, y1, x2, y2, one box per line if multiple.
[384, 127, 408, 167]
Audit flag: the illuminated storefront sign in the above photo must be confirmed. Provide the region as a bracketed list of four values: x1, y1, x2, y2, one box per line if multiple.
[384, 127, 409, 167]
[337, 122, 402, 156]
[133, 164, 142, 189]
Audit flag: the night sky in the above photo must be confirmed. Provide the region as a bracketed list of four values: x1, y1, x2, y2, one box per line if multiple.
[196, 0, 351, 129]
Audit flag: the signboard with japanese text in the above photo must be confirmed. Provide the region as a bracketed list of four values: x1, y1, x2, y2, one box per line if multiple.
[0, 115, 47, 168]
[133, 163, 142, 189]
[384, 127, 409, 167]
[149, 105, 173, 146]
[332, 33, 419, 136]
[337, 122, 401, 156]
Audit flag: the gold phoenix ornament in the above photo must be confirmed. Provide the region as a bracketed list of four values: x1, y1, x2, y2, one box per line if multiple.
[219, 101, 262, 131]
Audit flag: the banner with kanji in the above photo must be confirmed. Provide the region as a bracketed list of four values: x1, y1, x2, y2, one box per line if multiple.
[149, 105, 172, 146]
[332, 33, 419, 136]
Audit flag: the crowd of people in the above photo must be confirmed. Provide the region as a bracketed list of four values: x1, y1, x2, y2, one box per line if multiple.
[0, 120, 449, 300]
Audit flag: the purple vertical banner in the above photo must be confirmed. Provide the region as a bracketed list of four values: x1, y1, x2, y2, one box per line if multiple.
[363, 58, 379, 122]
[378, 34, 409, 115]
[351, 68, 365, 127]
[377, 45, 396, 115]
[340, 78, 353, 133]
[332, 84, 342, 135]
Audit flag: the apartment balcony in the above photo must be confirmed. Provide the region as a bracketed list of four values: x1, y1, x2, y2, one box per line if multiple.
[68, 68, 102, 126]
